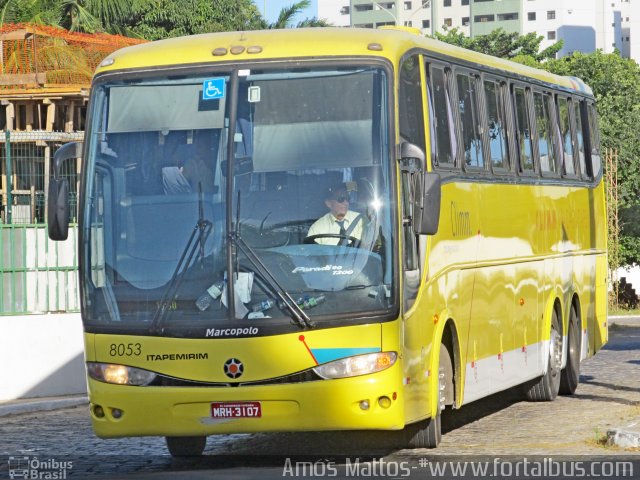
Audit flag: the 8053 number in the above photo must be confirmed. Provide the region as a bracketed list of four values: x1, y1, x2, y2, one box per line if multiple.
[109, 343, 142, 356]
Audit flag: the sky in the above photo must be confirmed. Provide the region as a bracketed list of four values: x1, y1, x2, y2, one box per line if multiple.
[257, 0, 318, 24]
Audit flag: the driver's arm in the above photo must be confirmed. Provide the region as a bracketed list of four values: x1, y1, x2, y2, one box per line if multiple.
[307, 218, 322, 239]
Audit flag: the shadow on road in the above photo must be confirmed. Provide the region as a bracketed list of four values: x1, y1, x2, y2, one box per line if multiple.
[442, 387, 522, 434]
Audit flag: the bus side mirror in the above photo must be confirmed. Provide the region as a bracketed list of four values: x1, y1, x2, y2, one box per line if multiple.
[413, 172, 441, 235]
[401, 141, 426, 167]
[399, 141, 440, 235]
[48, 142, 82, 241]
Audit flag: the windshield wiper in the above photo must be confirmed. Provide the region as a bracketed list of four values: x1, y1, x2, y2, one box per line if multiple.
[151, 186, 212, 334]
[228, 193, 313, 329]
[229, 231, 314, 329]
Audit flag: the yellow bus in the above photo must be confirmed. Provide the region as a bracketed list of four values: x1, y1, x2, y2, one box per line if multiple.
[48, 27, 608, 455]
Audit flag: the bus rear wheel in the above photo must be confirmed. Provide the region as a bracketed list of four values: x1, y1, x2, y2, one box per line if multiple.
[559, 306, 581, 395]
[524, 308, 562, 401]
[405, 343, 452, 448]
[165, 436, 207, 457]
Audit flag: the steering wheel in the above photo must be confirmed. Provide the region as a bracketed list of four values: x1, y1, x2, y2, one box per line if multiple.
[303, 233, 361, 248]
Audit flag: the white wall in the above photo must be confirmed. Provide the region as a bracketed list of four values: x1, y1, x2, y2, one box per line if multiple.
[523, 0, 598, 56]
[434, 2, 470, 36]
[0, 313, 86, 401]
[318, 0, 351, 26]
[616, 266, 640, 296]
[630, 0, 640, 63]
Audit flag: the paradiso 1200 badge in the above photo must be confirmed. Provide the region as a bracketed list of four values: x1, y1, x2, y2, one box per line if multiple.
[224, 358, 244, 379]
[292, 265, 353, 275]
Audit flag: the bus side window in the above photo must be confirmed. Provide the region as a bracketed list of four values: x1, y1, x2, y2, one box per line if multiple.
[399, 55, 426, 155]
[534, 91, 558, 175]
[428, 64, 456, 168]
[483, 78, 510, 171]
[513, 86, 534, 173]
[557, 96, 576, 176]
[455, 71, 484, 169]
[571, 99, 587, 179]
[587, 102, 602, 178]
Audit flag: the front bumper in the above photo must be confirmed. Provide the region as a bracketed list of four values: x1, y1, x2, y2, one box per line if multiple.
[88, 362, 405, 438]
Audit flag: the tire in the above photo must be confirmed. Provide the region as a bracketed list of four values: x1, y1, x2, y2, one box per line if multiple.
[405, 344, 451, 448]
[524, 308, 562, 401]
[559, 306, 581, 395]
[165, 436, 207, 457]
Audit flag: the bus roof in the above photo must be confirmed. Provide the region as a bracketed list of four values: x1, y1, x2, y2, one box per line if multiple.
[96, 28, 592, 96]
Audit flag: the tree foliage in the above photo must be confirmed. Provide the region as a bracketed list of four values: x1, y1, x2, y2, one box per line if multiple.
[0, 0, 141, 33]
[0, 0, 330, 37]
[546, 51, 640, 265]
[254, 0, 329, 29]
[433, 28, 563, 63]
[125, 0, 263, 40]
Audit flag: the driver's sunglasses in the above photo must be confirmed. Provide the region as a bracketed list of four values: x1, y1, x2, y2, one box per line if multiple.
[332, 194, 349, 203]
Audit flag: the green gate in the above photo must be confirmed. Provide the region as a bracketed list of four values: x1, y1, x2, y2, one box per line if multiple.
[0, 131, 83, 314]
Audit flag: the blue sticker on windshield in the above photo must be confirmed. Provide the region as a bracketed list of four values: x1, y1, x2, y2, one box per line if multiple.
[202, 78, 226, 100]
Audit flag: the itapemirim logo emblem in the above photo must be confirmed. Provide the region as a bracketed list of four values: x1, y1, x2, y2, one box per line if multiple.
[7, 456, 72, 479]
[223, 358, 244, 379]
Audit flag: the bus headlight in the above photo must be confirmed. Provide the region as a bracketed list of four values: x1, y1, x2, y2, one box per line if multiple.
[87, 362, 157, 386]
[312, 352, 397, 379]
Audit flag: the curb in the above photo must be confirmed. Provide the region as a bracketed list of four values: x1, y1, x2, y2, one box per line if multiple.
[0, 395, 88, 417]
[607, 421, 640, 449]
[608, 316, 640, 327]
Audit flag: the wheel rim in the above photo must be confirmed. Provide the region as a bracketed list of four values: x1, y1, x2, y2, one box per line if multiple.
[438, 366, 446, 414]
[569, 310, 580, 362]
[549, 322, 562, 379]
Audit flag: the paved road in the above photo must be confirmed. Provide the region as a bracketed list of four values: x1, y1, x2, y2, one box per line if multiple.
[1, 323, 639, 478]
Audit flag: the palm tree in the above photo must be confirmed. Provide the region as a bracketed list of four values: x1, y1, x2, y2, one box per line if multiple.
[0, 0, 147, 34]
[0, 0, 59, 26]
[61, 0, 145, 33]
[258, 0, 331, 29]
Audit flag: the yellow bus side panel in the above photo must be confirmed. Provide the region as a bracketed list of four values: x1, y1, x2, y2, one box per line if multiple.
[416, 178, 606, 406]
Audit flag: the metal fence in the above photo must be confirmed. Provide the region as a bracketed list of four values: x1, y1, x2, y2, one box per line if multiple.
[0, 130, 84, 314]
[1, 131, 84, 224]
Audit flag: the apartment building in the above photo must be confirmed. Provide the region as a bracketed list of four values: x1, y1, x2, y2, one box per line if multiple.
[349, 0, 470, 35]
[347, 0, 640, 62]
[522, 0, 633, 57]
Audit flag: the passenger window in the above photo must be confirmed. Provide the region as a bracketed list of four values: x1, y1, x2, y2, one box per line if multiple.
[514, 86, 534, 172]
[534, 92, 557, 174]
[483, 79, 509, 170]
[572, 100, 587, 178]
[428, 65, 456, 167]
[557, 96, 575, 175]
[587, 103, 602, 178]
[456, 72, 484, 168]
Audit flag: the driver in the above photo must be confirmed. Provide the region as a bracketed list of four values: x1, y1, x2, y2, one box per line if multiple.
[307, 182, 363, 246]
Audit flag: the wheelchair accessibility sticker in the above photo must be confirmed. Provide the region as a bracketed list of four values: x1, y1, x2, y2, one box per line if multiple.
[202, 78, 225, 100]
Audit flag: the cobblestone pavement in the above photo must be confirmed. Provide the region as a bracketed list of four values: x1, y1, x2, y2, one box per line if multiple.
[0, 324, 638, 478]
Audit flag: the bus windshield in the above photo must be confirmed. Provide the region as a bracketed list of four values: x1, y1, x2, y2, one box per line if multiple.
[81, 64, 396, 336]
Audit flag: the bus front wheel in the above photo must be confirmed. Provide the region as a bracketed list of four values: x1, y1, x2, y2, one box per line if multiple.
[405, 343, 452, 448]
[165, 436, 207, 457]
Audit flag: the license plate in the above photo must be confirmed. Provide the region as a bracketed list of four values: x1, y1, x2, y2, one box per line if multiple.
[211, 401, 261, 418]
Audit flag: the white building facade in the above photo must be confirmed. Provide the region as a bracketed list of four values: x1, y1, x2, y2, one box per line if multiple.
[318, 0, 351, 26]
[522, 0, 634, 58]
[342, 0, 640, 62]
